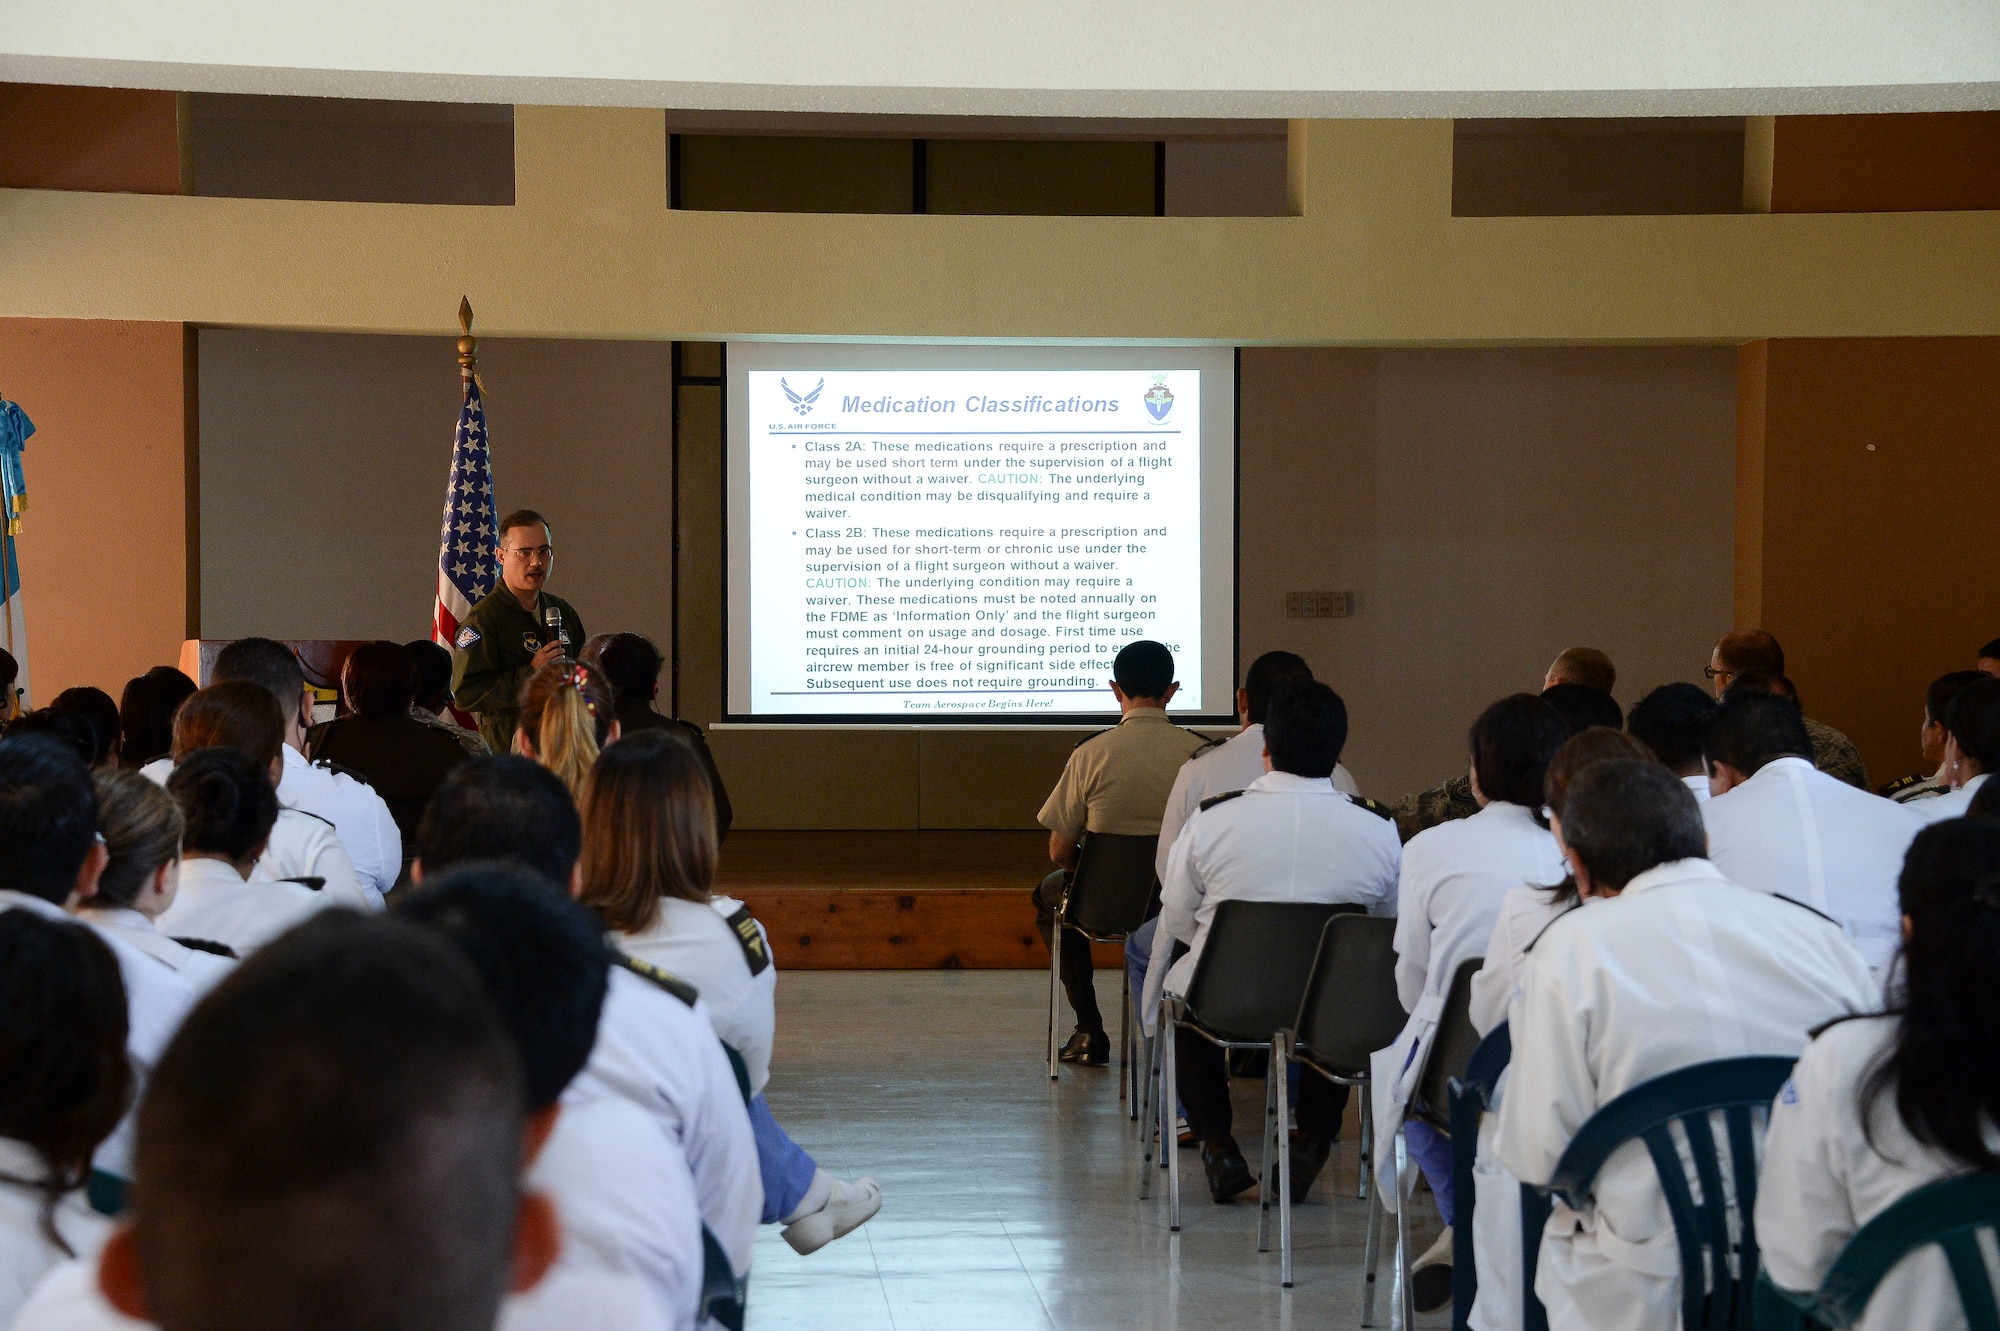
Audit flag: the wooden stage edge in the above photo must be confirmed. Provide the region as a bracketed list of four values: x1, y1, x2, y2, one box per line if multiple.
[715, 830, 1125, 970]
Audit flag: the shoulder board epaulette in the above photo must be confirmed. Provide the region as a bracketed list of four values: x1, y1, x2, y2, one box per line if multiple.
[1522, 897, 1583, 954]
[721, 903, 772, 976]
[1350, 795, 1395, 822]
[171, 936, 239, 959]
[1189, 732, 1226, 756]
[284, 805, 337, 831]
[1198, 789, 1247, 812]
[613, 951, 700, 1007]
[312, 758, 373, 789]
[1877, 773, 1926, 796]
[1767, 892, 1842, 929]
[1071, 726, 1116, 750]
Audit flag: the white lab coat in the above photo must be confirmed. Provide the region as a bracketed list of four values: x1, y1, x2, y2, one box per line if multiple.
[140, 757, 375, 912]
[617, 897, 777, 1097]
[1372, 801, 1563, 1205]
[529, 1097, 704, 1331]
[154, 857, 341, 957]
[1144, 771, 1398, 1037]
[1494, 858, 1877, 1331]
[72, 905, 235, 996]
[568, 966, 762, 1278]
[0, 892, 196, 1180]
[1153, 724, 1361, 883]
[0, 1140, 107, 1329]
[1702, 756, 1921, 973]
[1757, 1015, 1999, 1331]
[1909, 771, 1991, 825]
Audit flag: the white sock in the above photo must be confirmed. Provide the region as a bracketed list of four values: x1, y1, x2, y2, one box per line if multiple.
[782, 1168, 834, 1225]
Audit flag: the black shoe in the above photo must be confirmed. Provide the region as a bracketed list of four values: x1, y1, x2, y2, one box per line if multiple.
[1288, 1135, 1333, 1202]
[1200, 1138, 1257, 1203]
[1057, 1028, 1109, 1066]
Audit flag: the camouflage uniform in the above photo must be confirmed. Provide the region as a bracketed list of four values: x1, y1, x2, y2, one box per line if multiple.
[1391, 772, 1481, 844]
[449, 586, 586, 755]
[1805, 717, 1869, 791]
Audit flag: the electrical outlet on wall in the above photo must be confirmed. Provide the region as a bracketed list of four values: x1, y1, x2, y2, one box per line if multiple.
[1285, 591, 1355, 619]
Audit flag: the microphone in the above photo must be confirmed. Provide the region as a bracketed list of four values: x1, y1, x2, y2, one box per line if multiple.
[543, 604, 570, 654]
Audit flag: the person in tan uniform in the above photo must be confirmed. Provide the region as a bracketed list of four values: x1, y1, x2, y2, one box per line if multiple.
[1035, 640, 1210, 1066]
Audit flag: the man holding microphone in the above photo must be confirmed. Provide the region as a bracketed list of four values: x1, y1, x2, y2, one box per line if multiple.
[451, 509, 586, 754]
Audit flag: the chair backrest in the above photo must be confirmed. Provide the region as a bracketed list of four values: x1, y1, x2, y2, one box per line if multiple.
[1545, 1055, 1796, 1331]
[1449, 1023, 1514, 1331]
[1183, 899, 1366, 1044]
[1756, 1172, 2000, 1331]
[1292, 914, 1404, 1075]
[1067, 832, 1160, 937]
[1413, 957, 1485, 1125]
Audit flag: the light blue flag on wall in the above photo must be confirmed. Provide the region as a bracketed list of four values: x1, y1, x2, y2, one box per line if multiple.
[0, 393, 32, 709]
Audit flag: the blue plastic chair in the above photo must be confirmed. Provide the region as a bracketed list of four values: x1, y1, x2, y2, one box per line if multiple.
[1755, 1172, 2000, 1331]
[1535, 1055, 1796, 1331]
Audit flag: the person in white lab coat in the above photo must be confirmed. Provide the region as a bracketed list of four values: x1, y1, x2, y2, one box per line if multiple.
[1624, 683, 1717, 802]
[411, 756, 764, 1281]
[157, 749, 340, 956]
[73, 772, 235, 995]
[1465, 726, 1656, 1331]
[1153, 679, 1399, 1202]
[581, 731, 882, 1256]
[1910, 675, 2000, 825]
[0, 735, 197, 1184]
[396, 863, 706, 1331]
[1132, 651, 1359, 1038]
[1702, 690, 1922, 974]
[1374, 693, 1569, 1310]
[141, 681, 374, 914]
[1759, 817, 2000, 1331]
[86, 912, 568, 1331]
[0, 911, 132, 1327]
[1496, 760, 1877, 1331]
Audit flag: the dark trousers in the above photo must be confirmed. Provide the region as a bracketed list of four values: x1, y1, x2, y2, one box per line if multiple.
[1175, 1025, 1350, 1148]
[1034, 869, 1103, 1035]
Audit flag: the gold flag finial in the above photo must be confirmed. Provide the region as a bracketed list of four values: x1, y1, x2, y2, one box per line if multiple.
[457, 297, 477, 381]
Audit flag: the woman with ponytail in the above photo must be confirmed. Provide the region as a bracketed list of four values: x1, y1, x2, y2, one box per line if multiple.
[1758, 818, 2000, 1329]
[515, 660, 619, 802]
[156, 748, 333, 955]
[73, 771, 235, 993]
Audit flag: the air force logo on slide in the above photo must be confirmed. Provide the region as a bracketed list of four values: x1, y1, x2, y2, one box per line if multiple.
[1143, 375, 1175, 422]
[781, 377, 825, 417]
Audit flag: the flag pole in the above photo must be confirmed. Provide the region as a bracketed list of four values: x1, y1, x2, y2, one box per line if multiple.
[458, 296, 478, 387]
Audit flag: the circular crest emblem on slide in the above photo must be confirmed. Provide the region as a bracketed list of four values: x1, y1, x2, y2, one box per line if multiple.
[1143, 375, 1175, 422]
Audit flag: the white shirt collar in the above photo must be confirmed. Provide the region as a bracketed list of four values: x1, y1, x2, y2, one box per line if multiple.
[1749, 755, 1818, 781]
[176, 858, 250, 887]
[75, 903, 155, 932]
[1476, 800, 1545, 827]
[0, 890, 68, 921]
[1616, 857, 1730, 897]
[1247, 770, 1340, 794]
[1962, 772, 1992, 796]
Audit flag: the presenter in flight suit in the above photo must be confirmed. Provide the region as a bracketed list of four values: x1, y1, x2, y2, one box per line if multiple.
[452, 509, 587, 756]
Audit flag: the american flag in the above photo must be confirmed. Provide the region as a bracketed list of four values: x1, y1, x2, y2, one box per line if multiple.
[432, 378, 497, 649]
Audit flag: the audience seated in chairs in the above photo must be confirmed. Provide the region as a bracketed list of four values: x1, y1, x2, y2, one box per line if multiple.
[115, 668, 196, 773]
[306, 640, 468, 847]
[1495, 760, 1876, 1331]
[580, 632, 733, 842]
[73, 771, 235, 995]
[579, 731, 883, 1255]
[1758, 817, 2000, 1331]
[1152, 678, 1400, 1204]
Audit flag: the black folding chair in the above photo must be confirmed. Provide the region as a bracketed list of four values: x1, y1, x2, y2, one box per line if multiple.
[1046, 831, 1159, 1082]
[1270, 913, 1406, 1290]
[1150, 898, 1366, 1233]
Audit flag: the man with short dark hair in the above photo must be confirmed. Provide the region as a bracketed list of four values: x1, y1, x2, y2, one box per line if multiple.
[1542, 646, 1616, 695]
[1910, 675, 2000, 824]
[1879, 669, 1988, 803]
[451, 510, 587, 755]
[1154, 679, 1399, 1202]
[413, 757, 762, 1281]
[581, 631, 731, 841]
[1705, 629, 1867, 788]
[49, 687, 120, 768]
[1978, 638, 2000, 678]
[94, 913, 555, 1331]
[1625, 682, 1718, 799]
[1034, 640, 1212, 1066]
[200, 637, 400, 903]
[1701, 691, 1921, 972]
[0, 734, 195, 1178]
[1497, 761, 1875, 1331]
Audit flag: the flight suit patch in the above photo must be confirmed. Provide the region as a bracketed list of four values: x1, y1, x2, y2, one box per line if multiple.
[454, 624, 482, 649]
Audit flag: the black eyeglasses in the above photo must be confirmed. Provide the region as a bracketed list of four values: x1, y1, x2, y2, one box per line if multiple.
[1702, 666, 1733, 682]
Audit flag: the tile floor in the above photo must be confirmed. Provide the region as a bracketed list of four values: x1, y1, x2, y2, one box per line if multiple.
[747, 969, 1449, 1331]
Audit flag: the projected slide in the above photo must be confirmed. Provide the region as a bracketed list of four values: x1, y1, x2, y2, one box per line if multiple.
[727, 344, 1235, 722]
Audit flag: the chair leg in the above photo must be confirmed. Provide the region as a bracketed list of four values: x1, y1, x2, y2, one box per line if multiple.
[1361, 1147, 1384, 1328]
[1393, 1130, 1415, 1331]
[1277, 1038, 1294, 1289]
[1139, 1029, 1159, 1199]
[1119, 975, 1131, 1105]
[1258, 1051, 1276, 1253]
[1166, 1012, 1182, 1233]
[1047, 908, 1064, 1081]
[1358, 1079, 1374, 1202]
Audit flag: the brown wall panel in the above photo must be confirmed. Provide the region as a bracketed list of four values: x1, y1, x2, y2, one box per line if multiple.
[0, 85, 182, 194]
[916, 728, 1093, 829]
[1772, 113, 2000, 213]
[1739, 337, 2000, 788]
[708, 727, 921, 828]
[0, 319, 189, 701]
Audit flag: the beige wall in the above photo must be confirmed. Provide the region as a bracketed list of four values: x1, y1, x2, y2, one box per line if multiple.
[0, 318, 189, 702]
[197, 330, 674, 699]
